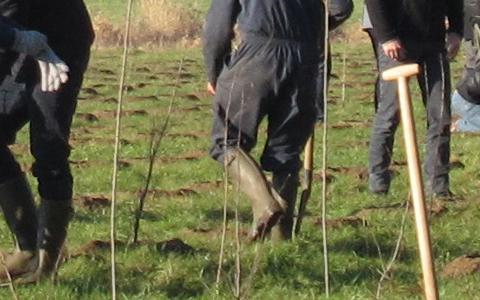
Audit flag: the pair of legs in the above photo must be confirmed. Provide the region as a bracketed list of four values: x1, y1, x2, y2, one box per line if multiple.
[451, 90, 480, 132]
[451, 40, 480, 132]
[369, 43, 451, 196]
[211, 38, 318, 240]
[0, 43, 90, 282]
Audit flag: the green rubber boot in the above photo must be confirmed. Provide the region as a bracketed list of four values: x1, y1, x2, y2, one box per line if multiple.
[270, 171, 299, 241]
[0, 175, 38, 281]
[225, 149, 285, 240]
[17, 198, 73, 284]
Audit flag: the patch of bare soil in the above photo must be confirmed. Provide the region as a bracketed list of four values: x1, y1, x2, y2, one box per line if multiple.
[147, 188, 198, 198]
[328, 166, 369, 181]
[76, 113, 99, 122]
[99, 69, 115, 76]
[352, 202, 405, 219]
[428, 200, 448, 217]
[312, 171, 336, 184]
[93, 109, 149, 120]
[127, 95, 160, 102]
[188, 180, 223, 192]
[183, 227, 250, 241]
[74, 195, 110, 210]
[136, 67, 151, 73]
[102, 97, 117, 104]
[155, 238, 195, 255]
[159, 150, 206, 163]
[330, 120, 371, 129]
[82, 87, 101, 96]
[450, 158, 465, 170]
[392, 160, 407, 166]
[167, 131, 209, 139]
[318, 216, 368, 229]
[442, 254, 480, 278]
[70, 240, 125, 258]
[71, 238, 195, 258]
[178, 106, 203, 112]
[136, 83, 149, 89]
[91, 83, 107, 88]
[180, 93, 201, 101]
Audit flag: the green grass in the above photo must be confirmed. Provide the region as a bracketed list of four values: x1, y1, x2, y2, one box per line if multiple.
[1, 2, 479, 299]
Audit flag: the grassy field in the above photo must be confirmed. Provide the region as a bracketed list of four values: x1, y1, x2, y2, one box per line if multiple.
[0, 1, 479, 299]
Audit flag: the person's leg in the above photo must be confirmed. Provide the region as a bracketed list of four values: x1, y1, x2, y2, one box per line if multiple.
[210, 42, 286, 240]
[451, 90, 474, 117]
[0, 143, 38, 280]
[453, 101, 480, 132]
[315, 51, 330, 122]
[418, 51, 451, 196]
[368, 45, 402, 194]
[365, 29, 380, 112]
[18, 47, 90, 283]
[0, 63, 37, 281]
[261, 63, 317, 240]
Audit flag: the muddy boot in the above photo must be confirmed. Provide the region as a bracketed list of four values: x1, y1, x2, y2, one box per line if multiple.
[270, 171, 299, 241]
[225, 149, 284, 240]
[17, 198, 73, 284]
[0, 175, 38, 281]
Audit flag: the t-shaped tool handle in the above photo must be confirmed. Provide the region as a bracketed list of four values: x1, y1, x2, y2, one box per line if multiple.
[382, 63, 420, 81]
[382, 63, 438, 300]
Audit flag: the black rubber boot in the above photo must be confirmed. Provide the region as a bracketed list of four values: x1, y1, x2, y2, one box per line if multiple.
[225, 149, 285, 240]
[270, 171, 299, 241]
[0, 175, 38, 281]
[17, 198, 73, 284]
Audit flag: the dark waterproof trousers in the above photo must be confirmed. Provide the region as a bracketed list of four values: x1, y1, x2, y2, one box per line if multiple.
[210, 35, 318, 172]
[368, 43, 451, 195]
[0, 33, 91, 202]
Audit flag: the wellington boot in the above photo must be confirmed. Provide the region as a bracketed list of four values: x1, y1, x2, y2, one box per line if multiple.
[0, 175, 38, 280]
[225, 149, 284, 240]
[270, 171, 299, 241]
[0, 250, 37, 281]
[16, 198, 73, 284]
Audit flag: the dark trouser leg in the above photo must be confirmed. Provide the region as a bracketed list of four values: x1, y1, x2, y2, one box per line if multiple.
[0, 78, 38, 281]
[270, 171, 299, 241]
[418, 52, 451, 195]
[368, 46, 402, 193]
[210, 43, 286, 240]
[316, 50, 332, 122]
[0, 145, 38, 280]
[262, 63, 316, 241]
[365, 29, 381, 112]
[18, 49, 90, 283]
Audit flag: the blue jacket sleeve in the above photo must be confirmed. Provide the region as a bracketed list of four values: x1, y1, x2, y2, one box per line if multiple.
[202, 0, 240, 85]
[0, 17, 15, 49]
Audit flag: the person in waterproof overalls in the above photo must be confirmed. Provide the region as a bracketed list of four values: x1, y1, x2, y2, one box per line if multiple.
[0, 0, 94, 283]
[203, 0, 325, 241]
[365, 0, 462, 197]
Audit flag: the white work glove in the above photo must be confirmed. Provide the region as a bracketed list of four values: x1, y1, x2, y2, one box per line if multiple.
[446, 32, 462, 61]
[11, 29, 69, 92]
